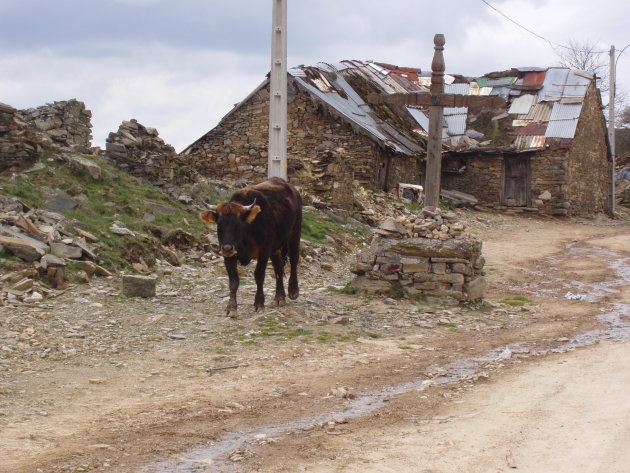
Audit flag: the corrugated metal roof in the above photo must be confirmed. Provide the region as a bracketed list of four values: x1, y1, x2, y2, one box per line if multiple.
[538, 68, 569, 101]
[292, 70, 421, 155]
[549, 102, 583, 120]
[524, 102, 552, 122]
[284, 62, 596, 155]
[445, 112, 467, 136]
[406, 107, 429, 130]
[445, 83, 469, 95]
[508, 94, 537, 114]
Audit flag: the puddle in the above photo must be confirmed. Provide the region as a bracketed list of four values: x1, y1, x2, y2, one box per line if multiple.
[141, 236, 630, 473]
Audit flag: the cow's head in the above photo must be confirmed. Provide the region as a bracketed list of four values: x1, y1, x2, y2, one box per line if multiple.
[200, 200, 261, 257]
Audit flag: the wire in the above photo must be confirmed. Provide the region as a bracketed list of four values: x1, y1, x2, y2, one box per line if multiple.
[479, 0, 609, 54]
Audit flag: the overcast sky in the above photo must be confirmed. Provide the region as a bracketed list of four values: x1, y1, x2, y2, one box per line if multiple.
[1, 0, 629, 151]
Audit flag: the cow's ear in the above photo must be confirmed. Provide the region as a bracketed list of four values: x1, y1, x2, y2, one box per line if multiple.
[200, 210, 219, 224]
[244, 205, 261, 224]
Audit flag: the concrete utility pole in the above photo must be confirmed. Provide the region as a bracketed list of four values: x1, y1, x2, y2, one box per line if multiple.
[268, 0, 288, 180]
[609, 44, 616, 213]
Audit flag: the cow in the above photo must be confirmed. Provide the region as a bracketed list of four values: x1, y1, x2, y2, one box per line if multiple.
[200, 177, 302, 317]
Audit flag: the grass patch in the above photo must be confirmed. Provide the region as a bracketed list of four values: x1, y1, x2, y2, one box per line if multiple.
[499, 295, 534, 306]
[330, 284, 360, 295]
[301, 211, 366, 244]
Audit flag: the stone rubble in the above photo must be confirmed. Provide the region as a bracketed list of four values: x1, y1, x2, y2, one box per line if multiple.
[105, 119, 198, 191]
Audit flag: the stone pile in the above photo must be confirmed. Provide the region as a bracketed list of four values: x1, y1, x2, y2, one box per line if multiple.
[105, 119, 197, 191]
[19, 99, 92, 153]
[0, 196, 111, 303]
[0, 102, 41, 173]
[351, 207, 486, 302]
[373, 208, 467, 241]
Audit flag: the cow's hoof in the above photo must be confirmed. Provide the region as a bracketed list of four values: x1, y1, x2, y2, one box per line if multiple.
[226, 309, 238, 318]
[275, 296, 286, 306]
[288, 288, 299, 300]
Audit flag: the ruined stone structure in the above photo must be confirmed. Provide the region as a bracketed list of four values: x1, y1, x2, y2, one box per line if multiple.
[350, 209, 486, 302]
[441, 82, 610, 216]
[352, 236, 485, 302]
[105, 119, 197, 190]
[0, 103, 41, 173]
[19, 99, 92, 154]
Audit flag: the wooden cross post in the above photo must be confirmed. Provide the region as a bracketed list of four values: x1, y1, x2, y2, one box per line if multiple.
[368, 34, 505, 209]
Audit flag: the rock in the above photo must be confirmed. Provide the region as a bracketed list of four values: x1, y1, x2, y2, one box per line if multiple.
[50, 242, 82, 259]
[539, 190, 552, 200]
[464, 276, 486, 300]
[0, 235, 46, 261]
[12, 278, 34, 291]
[66, 155, 102, 179]
[329, 316, 349, 325]
[122, 275, 157, 298]
[378, 217, 406, 235]
[45, 193, 80, 212]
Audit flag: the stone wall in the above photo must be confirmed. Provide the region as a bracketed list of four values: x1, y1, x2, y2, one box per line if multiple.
[181, 78, 422, 209]
[441, 153, 503, 205]
[105, 119, 197, 190]
[351, 210, 486, 302]
[19, 99, 92, 153]
[565, 83, 611, 216]
[0, 103, 41, 173]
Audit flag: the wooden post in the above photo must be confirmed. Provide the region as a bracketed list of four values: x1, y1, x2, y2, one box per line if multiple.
[424, 34, 445, 209]
[268, 0, 288, 180]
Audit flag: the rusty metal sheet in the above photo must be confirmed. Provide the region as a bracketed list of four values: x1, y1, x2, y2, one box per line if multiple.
[514, 135, 546, 150]
[513, 123, 547, 136]
[522, 70, 547, 87]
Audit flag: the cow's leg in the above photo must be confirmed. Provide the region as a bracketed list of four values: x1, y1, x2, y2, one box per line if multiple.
[270, 250, 286, 306]
[253, 254, 269, 311]
[224, 256, 239, 318]
[287, 219, 301, 300]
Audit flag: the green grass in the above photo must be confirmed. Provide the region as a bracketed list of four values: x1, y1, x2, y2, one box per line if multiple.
[301, 211, 366, 244]
[499, 295, 534, 306]
[330, 284, 359, 295]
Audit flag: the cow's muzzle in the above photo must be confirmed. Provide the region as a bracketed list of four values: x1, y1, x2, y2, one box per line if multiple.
[221, 244, 237, 258]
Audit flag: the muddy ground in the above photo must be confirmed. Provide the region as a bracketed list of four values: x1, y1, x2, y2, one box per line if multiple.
[1, 211, 629, 473]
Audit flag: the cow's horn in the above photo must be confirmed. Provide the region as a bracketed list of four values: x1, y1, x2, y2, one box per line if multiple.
[205, 202, 218, 210]
[242, 198, 257, 211]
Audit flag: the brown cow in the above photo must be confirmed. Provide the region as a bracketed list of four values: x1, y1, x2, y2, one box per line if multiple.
[200, 177, 302, 317]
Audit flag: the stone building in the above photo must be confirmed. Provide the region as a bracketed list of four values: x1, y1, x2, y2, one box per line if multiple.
[438, 68, 611, 216]
[181, 61, 425, 209]
[182, 62, 611, 216]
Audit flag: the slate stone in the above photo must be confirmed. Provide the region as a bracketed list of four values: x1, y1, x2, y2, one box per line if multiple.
[46, 193, 80, 212]
[122, 275, 157, 298]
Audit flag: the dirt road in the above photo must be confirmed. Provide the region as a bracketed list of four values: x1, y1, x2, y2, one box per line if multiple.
[1, 212, 629, 473]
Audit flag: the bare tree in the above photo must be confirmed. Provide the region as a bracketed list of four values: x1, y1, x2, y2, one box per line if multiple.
[554, 39, 627, 113]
